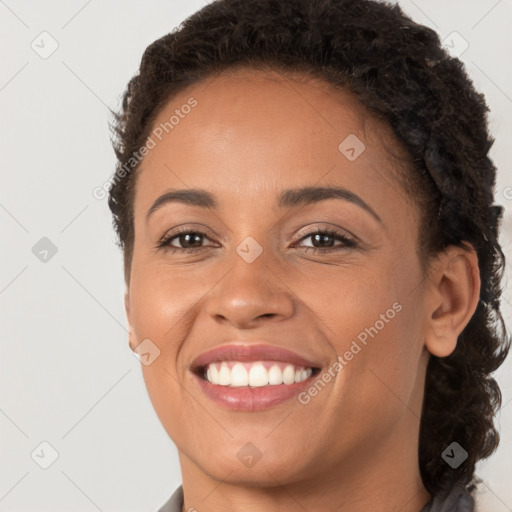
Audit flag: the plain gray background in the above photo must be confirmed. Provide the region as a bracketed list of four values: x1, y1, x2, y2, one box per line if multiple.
[1, 1, 511, 511]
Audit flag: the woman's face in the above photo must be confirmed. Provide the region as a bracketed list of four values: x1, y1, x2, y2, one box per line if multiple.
[125, 68, 432, 486]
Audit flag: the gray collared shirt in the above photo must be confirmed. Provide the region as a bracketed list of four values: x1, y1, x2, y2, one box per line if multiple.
[157, 485, 183, 512]
[157, 482, 475, 512]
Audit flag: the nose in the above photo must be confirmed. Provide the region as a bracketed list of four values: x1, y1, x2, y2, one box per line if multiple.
[205, 255, 296, 329]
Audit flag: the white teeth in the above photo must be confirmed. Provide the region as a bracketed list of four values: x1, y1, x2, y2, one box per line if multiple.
[282, 364, 296, 385]
[231, 363, 248, 387]
[218, 363, 231, 386]
[210, 363, 218, 383]
[204, 361, 313, 387]
[268, 365, 282, 385]
[249, 363, 268, 387]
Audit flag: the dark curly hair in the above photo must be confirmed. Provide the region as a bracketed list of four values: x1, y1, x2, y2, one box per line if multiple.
[108, 0, 510, 501]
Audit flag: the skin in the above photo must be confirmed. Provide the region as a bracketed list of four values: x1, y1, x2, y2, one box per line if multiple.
[124, 68, 481, 512]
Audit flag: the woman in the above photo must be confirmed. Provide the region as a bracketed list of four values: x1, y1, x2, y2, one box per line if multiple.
[107, 0, 510, 510]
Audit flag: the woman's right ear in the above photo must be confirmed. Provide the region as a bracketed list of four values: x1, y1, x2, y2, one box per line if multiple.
[124, 291, 135, 351]
[124, 290, 131, 325]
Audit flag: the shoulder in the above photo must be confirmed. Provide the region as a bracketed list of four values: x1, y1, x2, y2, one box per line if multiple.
[471, 476, 503, 512]
[156, 485, 183, 512]
[421, 476, 498, 512]
[421, 481, 474, 512]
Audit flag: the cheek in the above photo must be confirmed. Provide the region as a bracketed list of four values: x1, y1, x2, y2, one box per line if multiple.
[128, 259, 221, 418]
[318, 302, 424, 454]
[129, 262, 195, 352]
[129, 269, 194, 441]
[317, 251, 424, 402]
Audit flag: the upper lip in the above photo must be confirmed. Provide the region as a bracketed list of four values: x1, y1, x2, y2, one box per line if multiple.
[190, 343, 322, 371]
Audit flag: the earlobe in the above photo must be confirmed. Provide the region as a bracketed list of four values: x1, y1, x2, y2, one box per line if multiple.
[124, 290, 135, 351]
[124, 290, 131, 326]
[424, 244, 481, 358]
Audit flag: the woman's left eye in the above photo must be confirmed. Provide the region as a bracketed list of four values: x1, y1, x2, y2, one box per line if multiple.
[293, 228, 357, 253]
[156, 228, 356, 254]
[157, 230, 213, 253]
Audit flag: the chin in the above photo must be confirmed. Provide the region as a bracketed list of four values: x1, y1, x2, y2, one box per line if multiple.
[189, 443, 313, 487]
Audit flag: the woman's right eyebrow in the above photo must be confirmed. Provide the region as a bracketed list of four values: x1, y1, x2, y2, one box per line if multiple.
[145, 186, 383, 226]
[146, 189, 217, 223]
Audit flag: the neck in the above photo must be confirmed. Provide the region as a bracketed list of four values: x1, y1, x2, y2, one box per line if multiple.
[177, 417, 431, 512]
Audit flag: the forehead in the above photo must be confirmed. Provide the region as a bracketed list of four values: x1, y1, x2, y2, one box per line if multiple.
[134, 67, 413, 219]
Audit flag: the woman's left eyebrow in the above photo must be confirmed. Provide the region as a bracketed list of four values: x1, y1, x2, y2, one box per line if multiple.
[279, 186, 383, 225]
[146, 186, 383, 226]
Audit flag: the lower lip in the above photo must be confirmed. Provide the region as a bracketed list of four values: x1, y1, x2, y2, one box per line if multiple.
[192, 371, 317, 411]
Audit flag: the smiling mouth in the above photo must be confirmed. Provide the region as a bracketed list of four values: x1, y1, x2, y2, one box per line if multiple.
[193, 360, 321, 387]
[189, 342, 324, 410]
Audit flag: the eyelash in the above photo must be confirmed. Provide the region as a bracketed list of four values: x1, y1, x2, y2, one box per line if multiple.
[156, 227, 357, 254]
